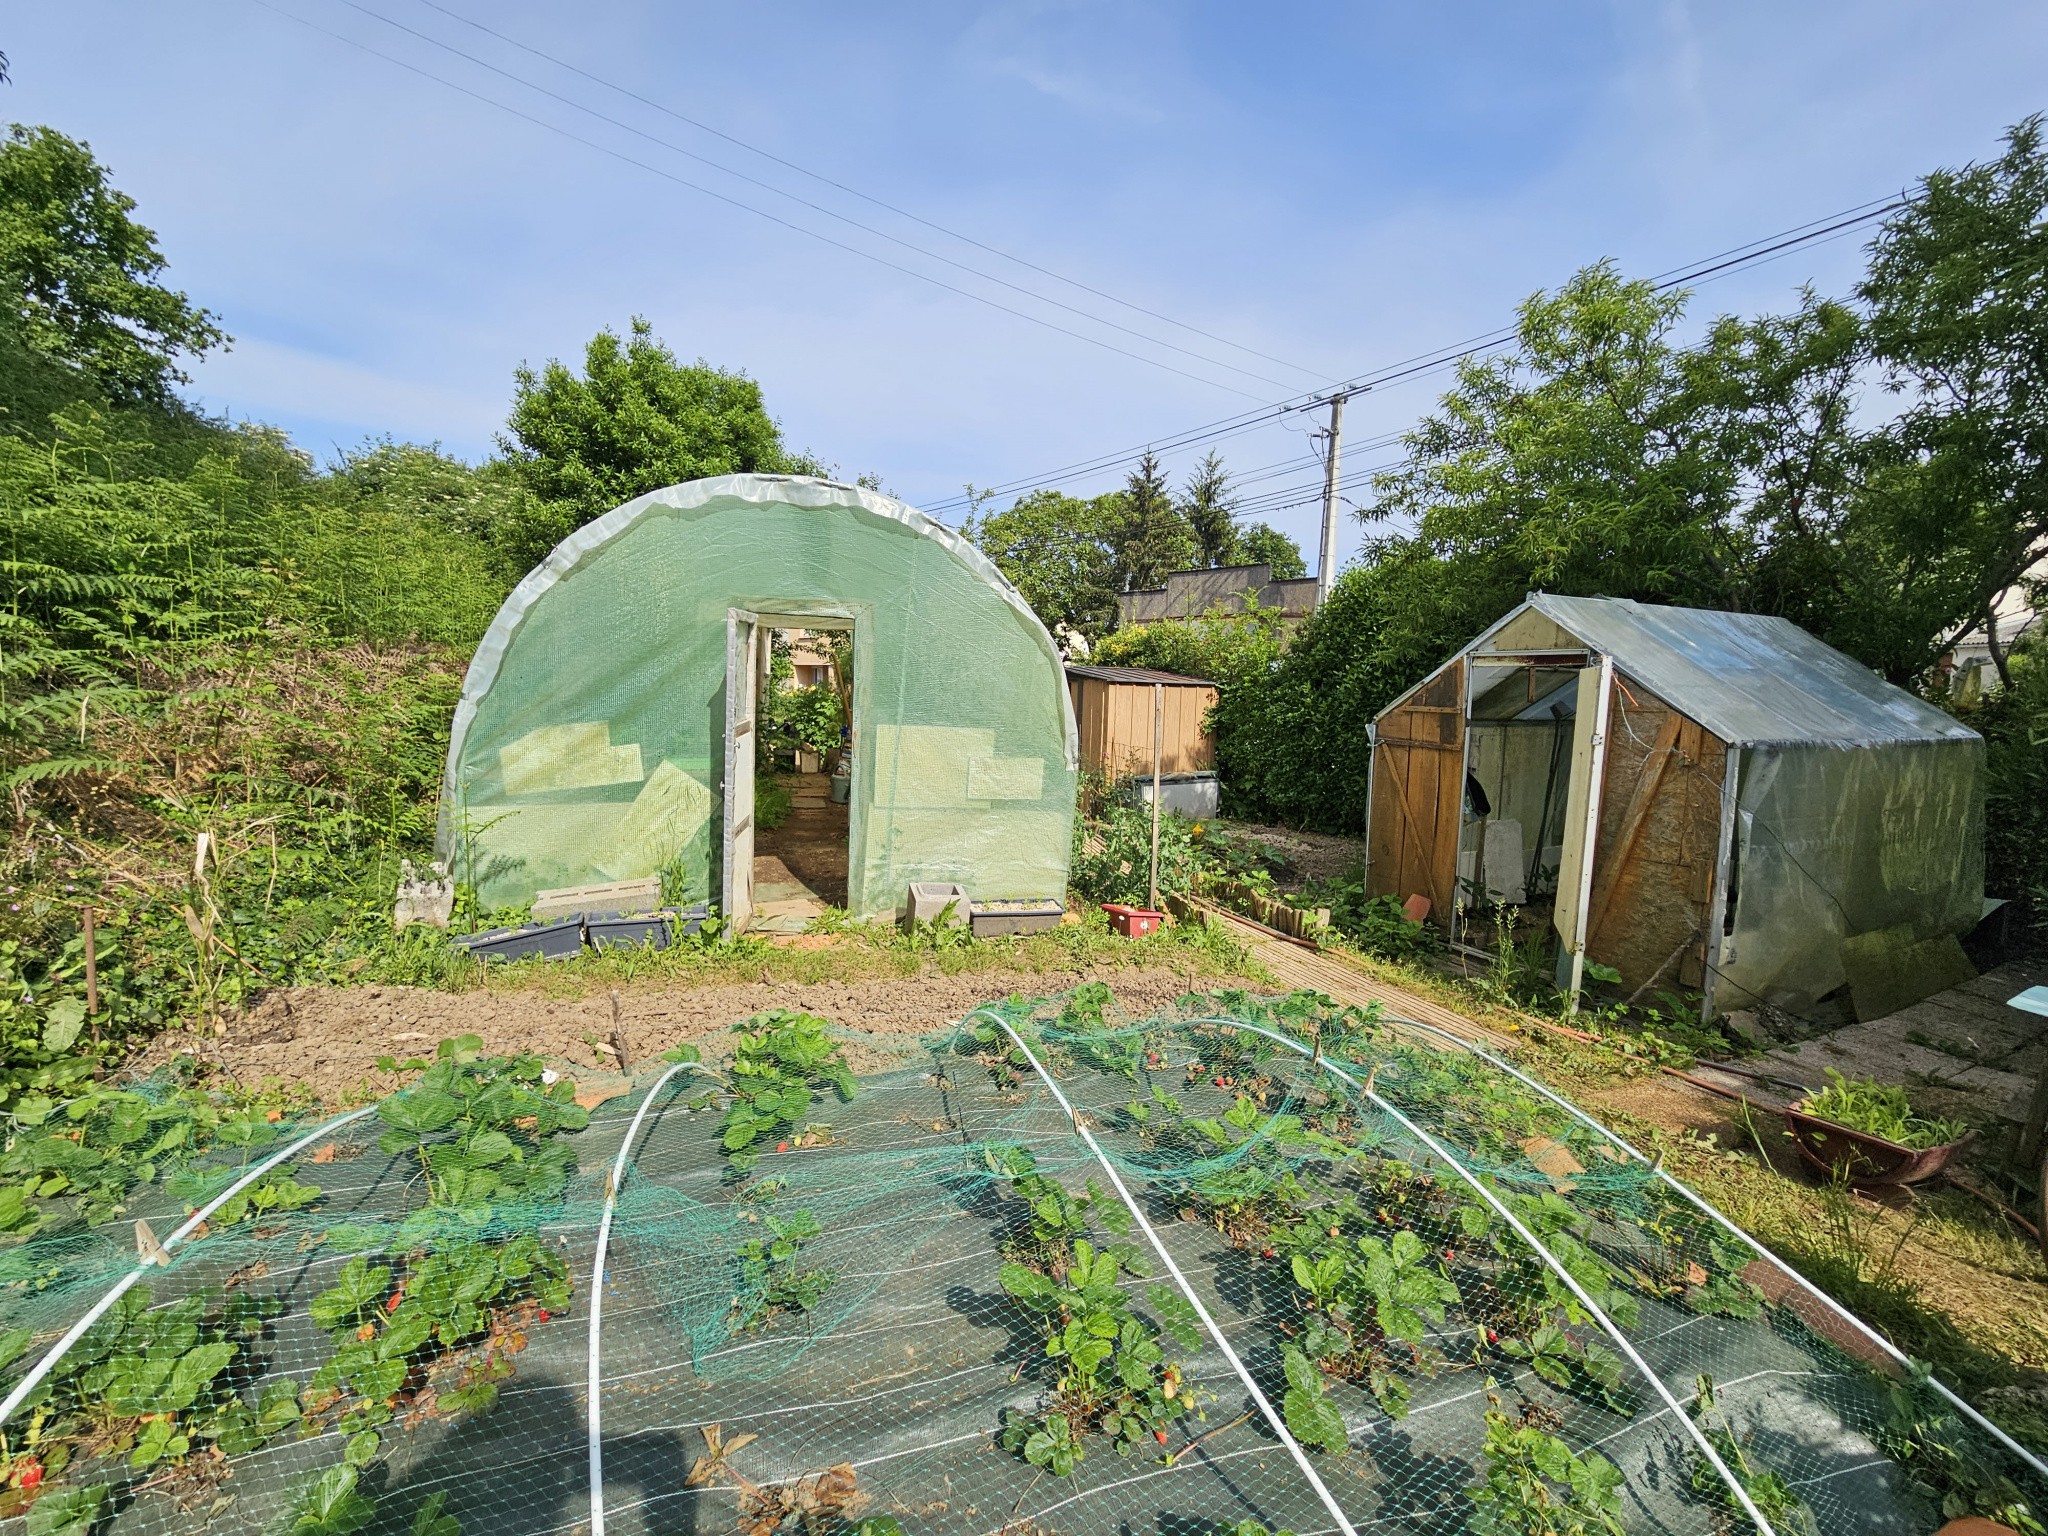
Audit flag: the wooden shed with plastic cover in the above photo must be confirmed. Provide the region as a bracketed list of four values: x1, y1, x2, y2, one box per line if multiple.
[1365, 593, 1985, 1018]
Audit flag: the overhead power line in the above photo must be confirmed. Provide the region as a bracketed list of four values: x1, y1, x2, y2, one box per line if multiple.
[403, 0, 1337, 387]
[328, 0, 1314, 393]
[923, 194, 1906, 516]
[252, 0, 1278, 402]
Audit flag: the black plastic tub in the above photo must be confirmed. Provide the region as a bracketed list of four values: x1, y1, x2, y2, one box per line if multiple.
[452, 917, 586, 962]
[586, 903, 712, 953]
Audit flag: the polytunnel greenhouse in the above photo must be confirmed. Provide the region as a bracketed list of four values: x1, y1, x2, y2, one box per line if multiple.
[0, 991, 2041, 1536]
[435, 474, 1078, 927]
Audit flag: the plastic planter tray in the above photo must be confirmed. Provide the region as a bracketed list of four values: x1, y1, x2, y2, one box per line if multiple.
[968, 898, 1064, 937]
[1101, 902, 1164, 938]
[452, 917, 585, 962]
[1783, 1100, 1975, 1188]
[587, 903, 711, 953]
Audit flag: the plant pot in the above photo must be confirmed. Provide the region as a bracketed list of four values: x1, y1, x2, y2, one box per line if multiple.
[1101, 903, 1164, 939]
[1782, 1100, 1974, 1188]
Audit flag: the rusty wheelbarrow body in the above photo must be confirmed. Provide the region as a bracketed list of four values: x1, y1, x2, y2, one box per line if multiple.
[1783, 1101, 1974, 1189]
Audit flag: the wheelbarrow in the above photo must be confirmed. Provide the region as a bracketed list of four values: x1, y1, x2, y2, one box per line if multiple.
[1782, 1099, 1974, 1189]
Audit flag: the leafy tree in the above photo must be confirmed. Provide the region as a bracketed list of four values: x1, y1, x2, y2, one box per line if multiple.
[1858, 114, 2048, 688]
[1113, 450, 1195, 593]
[1237, 522, 1307, 580]
[1091, 601, 1287, 691]
[500, 316, 818, 563]
[1181, 449, 1237, 566]
[0, 125, 228, 403]
[963, 487, 1123, 635]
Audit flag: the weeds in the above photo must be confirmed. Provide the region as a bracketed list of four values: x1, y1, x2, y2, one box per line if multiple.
[1800, 1070, 1969, 1149]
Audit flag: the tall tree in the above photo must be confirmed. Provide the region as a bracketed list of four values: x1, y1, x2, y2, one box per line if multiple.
[501, 317, 817, 562]
[1236, 522, 1307, 579]
[962, 487, 1121, 635]
[0, 125, 228, 403]
[1113, 449, 1195, 592]
[1181, 449, 1239, 566]
[1858, 115, 2048, 688]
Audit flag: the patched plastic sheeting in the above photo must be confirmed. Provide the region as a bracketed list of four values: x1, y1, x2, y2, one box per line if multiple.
[1720, 738, 1986, 1013]
[437, 475, 1078, 914]
[1521, 594, 1979, 749]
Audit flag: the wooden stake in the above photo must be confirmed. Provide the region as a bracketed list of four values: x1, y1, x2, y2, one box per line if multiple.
[1149, 683, 1164, 911]
[82, 904, 100, 1043]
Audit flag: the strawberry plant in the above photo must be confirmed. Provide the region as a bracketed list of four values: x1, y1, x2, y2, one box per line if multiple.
[718, 1012, 856, 1169]
[1467, 1390, 1625, 1536]
[1685, 1374, 1809, 1534]
[0, 1281, 298, 1492]
[731, 1209, 834, 1329]
[279, 1462, 376, 1536]
[982, 1143, 1137, 1273]
[308, 1232, 569, 1422]
[1279, 1344, 1349, 1452]
[0, 1081, 310, 1233]
[1286, 1227, 1460, 1419]
[998, 1240, 1207, 1472]
[373, 1035, 588, 1219]
[1174, 1094, 1339, 1244]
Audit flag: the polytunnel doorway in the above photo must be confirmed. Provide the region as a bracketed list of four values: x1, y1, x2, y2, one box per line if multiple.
[724, 612, 856, 932]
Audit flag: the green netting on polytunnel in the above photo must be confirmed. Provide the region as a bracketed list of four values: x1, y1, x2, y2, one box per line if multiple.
[1, 994, 2042, 1536]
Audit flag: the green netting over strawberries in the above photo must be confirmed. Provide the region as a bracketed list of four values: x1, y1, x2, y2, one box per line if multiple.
[0, 991, 2039, 1536]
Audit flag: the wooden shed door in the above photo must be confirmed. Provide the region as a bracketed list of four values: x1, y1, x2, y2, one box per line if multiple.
[1367, 658, 1466, 925]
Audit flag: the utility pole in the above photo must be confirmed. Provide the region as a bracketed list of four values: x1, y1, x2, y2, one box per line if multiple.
[1314, 387, 1364, 608]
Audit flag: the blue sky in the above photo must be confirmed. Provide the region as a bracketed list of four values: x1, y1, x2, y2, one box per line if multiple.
[8, 2, 2048, 570]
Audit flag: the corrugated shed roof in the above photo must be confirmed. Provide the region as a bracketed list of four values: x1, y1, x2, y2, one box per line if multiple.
[1065, 664, 1220, 688]
[1498, 594, 1977, 748]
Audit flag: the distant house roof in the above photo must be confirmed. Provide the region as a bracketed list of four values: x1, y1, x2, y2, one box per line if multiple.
[1117, 563, 1319, 627]
[1428, 593, 1978, 749]
[1065, 664, 1219, 688]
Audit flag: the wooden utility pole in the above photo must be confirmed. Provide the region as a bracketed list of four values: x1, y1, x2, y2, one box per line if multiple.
[1315, 388, 1365, 608]
[1148, 683, 1164, 910]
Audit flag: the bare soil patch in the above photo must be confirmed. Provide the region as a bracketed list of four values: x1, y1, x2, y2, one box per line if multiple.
[127, 967, 1242, 1107]
[1207, 819, 1365, 892]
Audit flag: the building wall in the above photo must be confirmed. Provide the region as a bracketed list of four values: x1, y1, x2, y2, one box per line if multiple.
[1116, 564, 1320, 627]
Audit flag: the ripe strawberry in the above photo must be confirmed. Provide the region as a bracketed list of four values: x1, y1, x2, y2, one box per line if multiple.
[1154, 1429, 1169, 1444]
[385, 1289, 404, 1314]
[776, 1141, 790, 1153]
[1212, 1077, 1225, 1088]
[14, 1459, 43, 1491]
[538, 1309, 551, 1323]
[1261, 1247, 1276, 1259]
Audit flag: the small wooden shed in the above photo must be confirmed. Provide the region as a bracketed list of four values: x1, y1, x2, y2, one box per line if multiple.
[1366, 594, 1984, 1017]
[1065, 665, 1218, 779]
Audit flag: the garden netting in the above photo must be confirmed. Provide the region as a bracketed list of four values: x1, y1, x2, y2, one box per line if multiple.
[0, 989, 2041, 1536]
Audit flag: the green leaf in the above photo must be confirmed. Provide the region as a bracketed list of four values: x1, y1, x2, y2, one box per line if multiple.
[411, 1492, 461, 1536]
[311, 1258, 392, 1331]
[27, 1483, 108, 1536]
[377, 1090, 460, 1138]
[1283, 1386, 1348, 1453]
[161, 1339, 236, 1411]
[1146, 1284, 1206, 1351]
[345, 1429, 381, 1467]
[285, 1463, 376, 1536]
[40, 997, 86, 1055]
